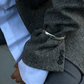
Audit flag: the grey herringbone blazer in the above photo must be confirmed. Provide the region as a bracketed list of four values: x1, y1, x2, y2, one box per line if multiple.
[16, 0, 84, 74]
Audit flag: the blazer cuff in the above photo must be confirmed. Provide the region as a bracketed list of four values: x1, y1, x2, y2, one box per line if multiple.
[21, 29, 65, 72]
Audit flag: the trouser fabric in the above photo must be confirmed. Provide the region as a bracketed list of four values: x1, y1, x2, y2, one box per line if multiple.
[44, 59, 84, 84]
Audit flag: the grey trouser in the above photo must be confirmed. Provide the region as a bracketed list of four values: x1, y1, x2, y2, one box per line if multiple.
[44, 60, 84, 84]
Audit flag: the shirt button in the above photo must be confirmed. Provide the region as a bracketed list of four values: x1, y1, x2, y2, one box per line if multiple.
[57, 60, 63, 65]
[59, 55, 63, 60]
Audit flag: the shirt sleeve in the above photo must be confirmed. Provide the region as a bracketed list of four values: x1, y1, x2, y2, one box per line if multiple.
[21, 0, 80, 72]
[0, 0, 15, 10]
[18, 59, 48, 84]
[0, 0, 16, 25]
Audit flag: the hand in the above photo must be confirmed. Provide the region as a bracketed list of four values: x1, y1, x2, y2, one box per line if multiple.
[11, 63, 25, 84]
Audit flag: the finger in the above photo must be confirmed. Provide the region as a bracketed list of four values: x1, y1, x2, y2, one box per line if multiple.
[20, 81, 25, 84]
[16, 78, 22, 83]
[11, 69, 18, 79]
[14, 62, 18, 68]
[16, 75, 23, 83]
[11, 72, 16, 79]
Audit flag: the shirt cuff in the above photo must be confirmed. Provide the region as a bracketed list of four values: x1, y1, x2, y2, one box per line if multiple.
[18, 59, 48, 84]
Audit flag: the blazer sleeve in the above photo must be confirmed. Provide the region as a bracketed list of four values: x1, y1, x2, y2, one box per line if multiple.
[21, 0, 82, 71]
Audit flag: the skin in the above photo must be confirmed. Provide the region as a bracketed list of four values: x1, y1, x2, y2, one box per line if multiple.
[11, 63, 25, 84]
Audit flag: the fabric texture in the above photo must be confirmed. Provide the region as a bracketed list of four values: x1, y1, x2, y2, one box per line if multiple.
[16, 0, 84, 74]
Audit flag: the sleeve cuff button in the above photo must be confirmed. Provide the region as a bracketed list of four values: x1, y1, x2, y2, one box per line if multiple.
[57, 60, 63, 65]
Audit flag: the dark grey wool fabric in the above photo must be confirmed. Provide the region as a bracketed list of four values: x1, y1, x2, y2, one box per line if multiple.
[16, 0, 84, 74]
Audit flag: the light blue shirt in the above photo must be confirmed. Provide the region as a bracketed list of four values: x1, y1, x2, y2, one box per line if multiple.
[0, 0, 48, 84]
